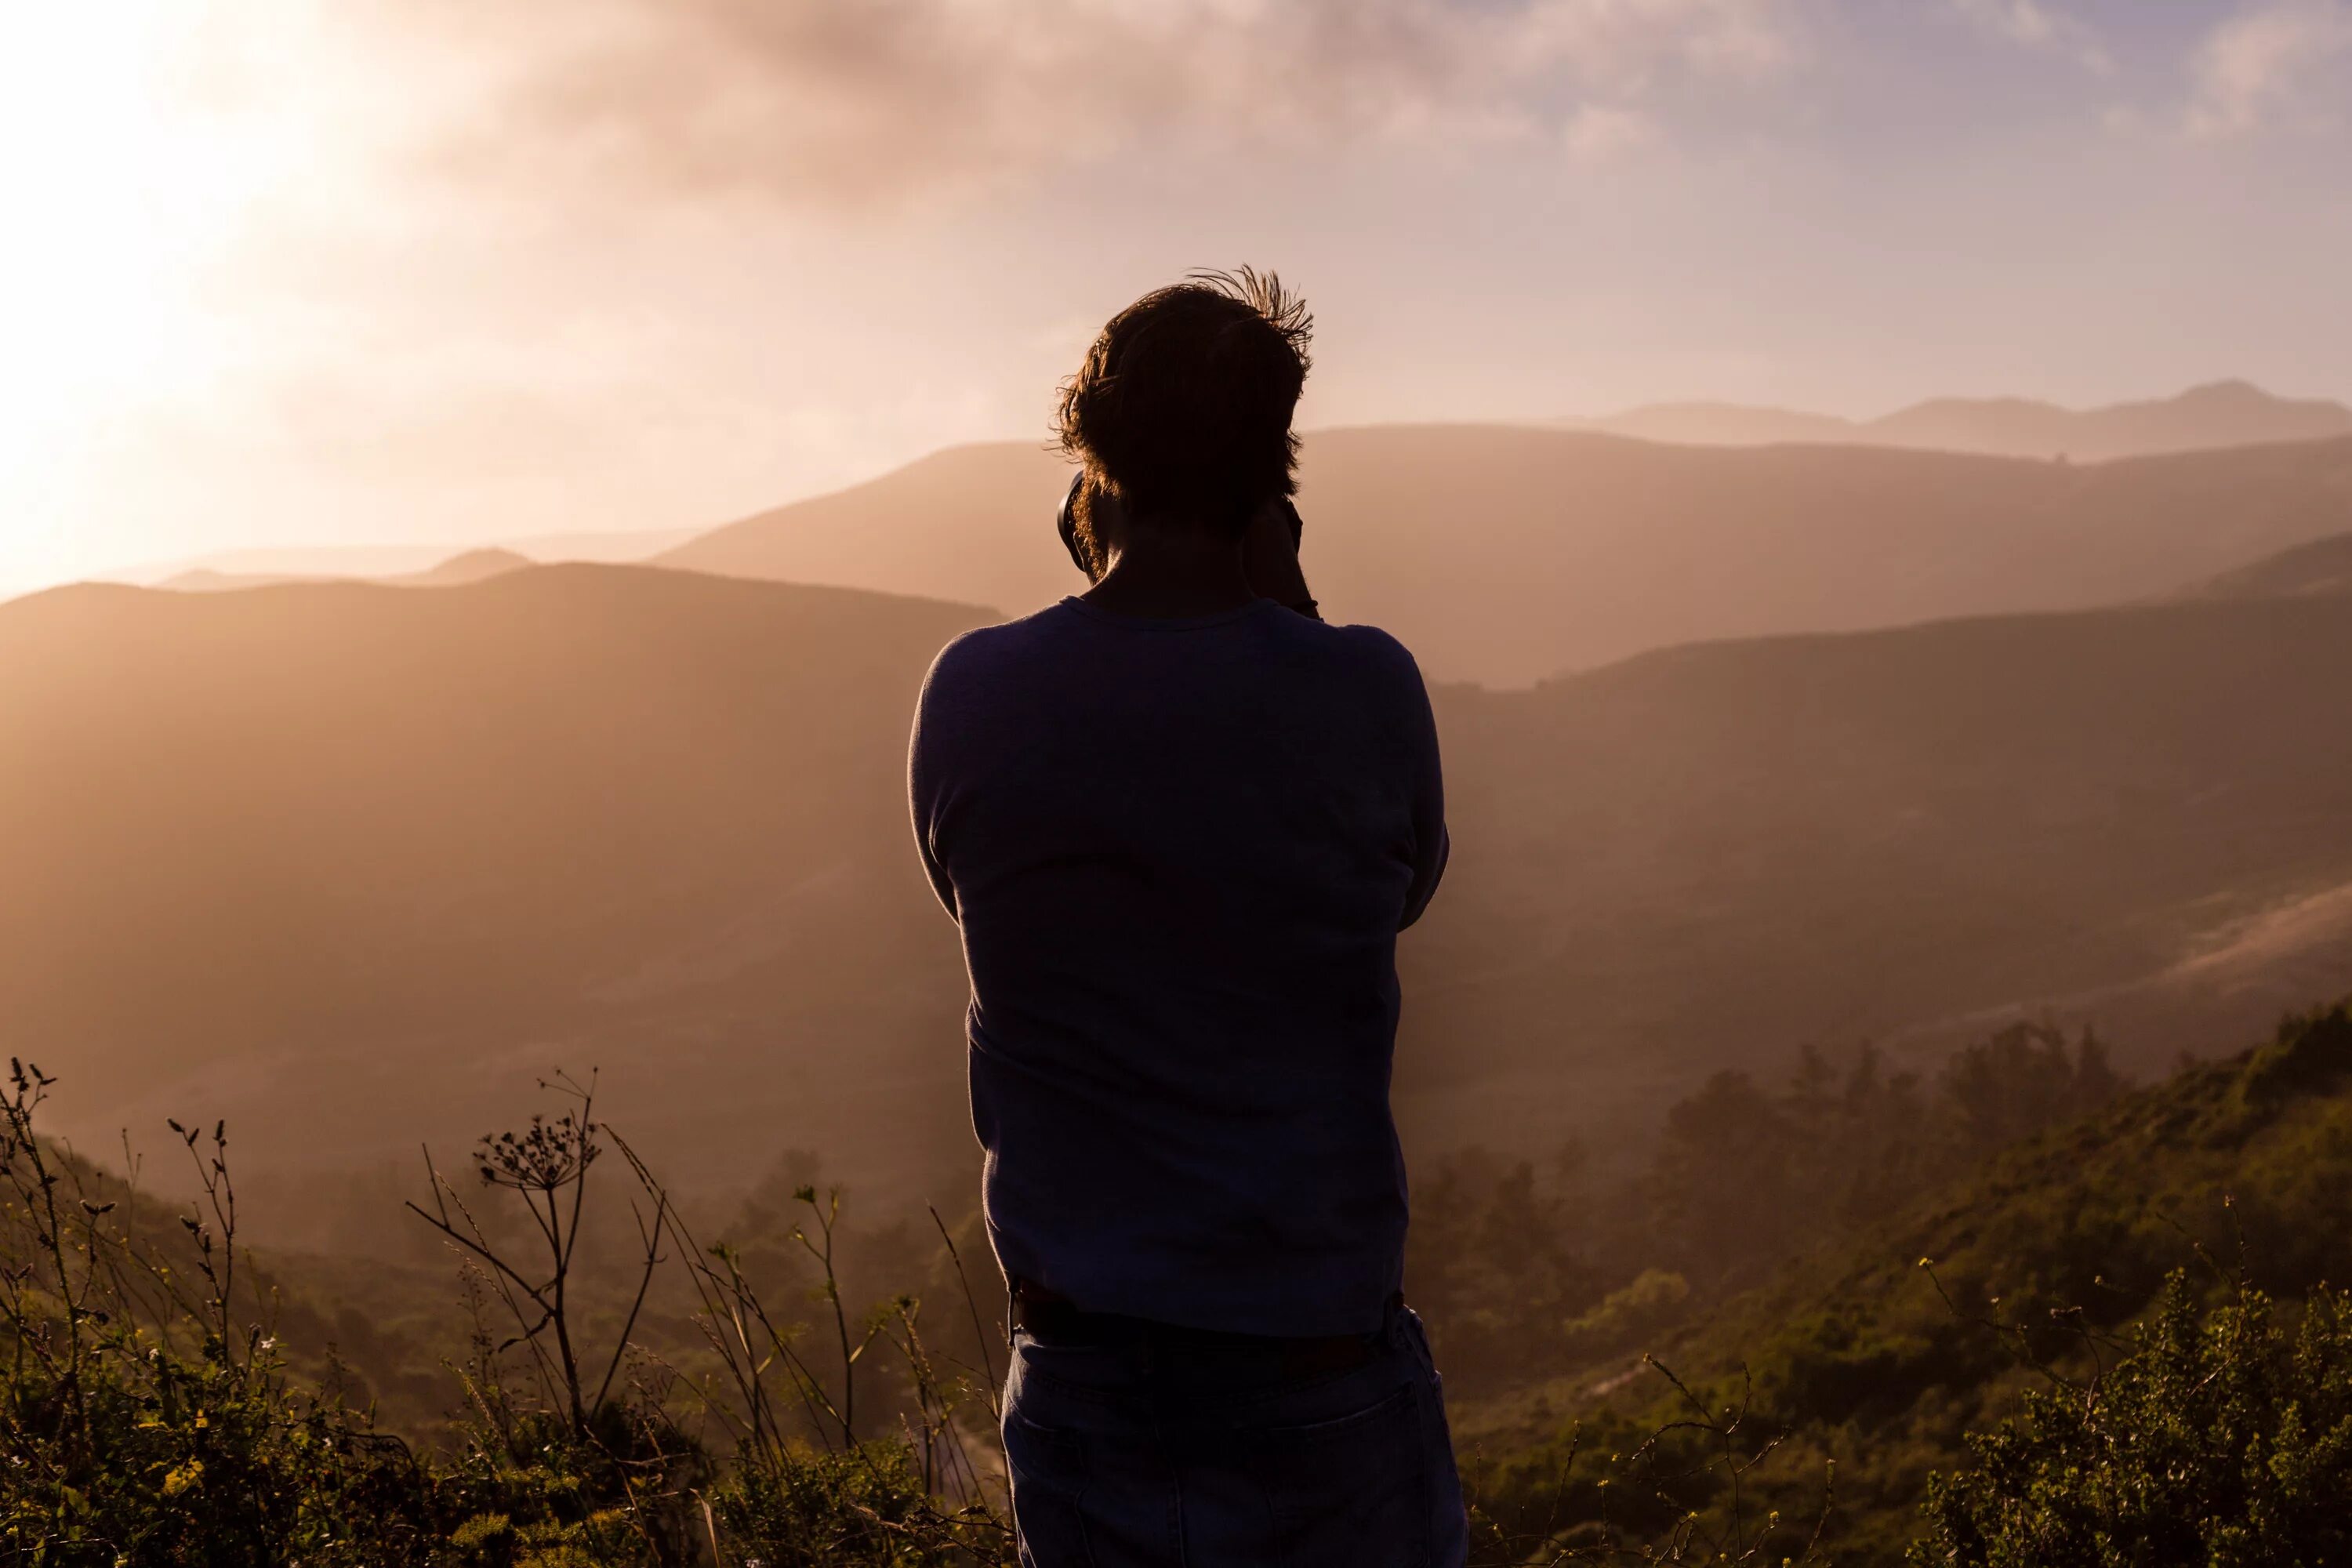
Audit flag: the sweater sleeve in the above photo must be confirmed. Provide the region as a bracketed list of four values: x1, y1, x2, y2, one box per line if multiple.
[1393, 650, 1449, 931]
[907, 651, 962, 923]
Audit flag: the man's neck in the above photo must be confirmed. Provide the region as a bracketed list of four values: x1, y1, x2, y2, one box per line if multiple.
[1079, 526, 1259, 621]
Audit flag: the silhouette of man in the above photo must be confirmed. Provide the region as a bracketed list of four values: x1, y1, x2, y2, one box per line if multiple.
[909, 270, 1464, 1566]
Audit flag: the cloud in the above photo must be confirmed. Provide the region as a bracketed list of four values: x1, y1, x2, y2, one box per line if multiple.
[383, 0, 1800, 209]
[2186, 0, 2352, 139]
[1947, 0, 2111, 72]
[1562, 103, 1659, 162]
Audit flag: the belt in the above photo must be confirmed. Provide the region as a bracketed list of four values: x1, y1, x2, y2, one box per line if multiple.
[1009, 1279, 1393, 1379]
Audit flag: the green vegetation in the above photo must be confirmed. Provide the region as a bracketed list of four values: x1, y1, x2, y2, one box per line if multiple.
[1458, 1003, 2352, 1561]
[1913, 1273, 2352, 1566]
[0, 1062, 1011, 1566]
[5, 1006, 2350, 1563]
[1410, 1022, 2125, 1399]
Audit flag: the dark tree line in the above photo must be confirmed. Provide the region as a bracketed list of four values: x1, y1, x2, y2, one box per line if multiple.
[1408, 1022, 2126, 1393]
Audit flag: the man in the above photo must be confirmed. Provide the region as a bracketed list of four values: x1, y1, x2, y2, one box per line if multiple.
[909, 270, 1465, 1566]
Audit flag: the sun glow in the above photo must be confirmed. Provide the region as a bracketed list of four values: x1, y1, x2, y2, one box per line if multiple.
[0, 3, 292, 586]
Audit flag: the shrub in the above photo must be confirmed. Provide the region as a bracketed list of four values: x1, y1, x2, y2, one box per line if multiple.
[1911, 1271, 2352, 1566]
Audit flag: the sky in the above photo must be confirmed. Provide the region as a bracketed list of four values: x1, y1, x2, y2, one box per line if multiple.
[4, 0, 2351, 593]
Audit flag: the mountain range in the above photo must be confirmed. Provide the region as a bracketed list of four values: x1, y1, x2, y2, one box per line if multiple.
[121, 525, 697, 588]
[1401, 582, 2352, 1157]
[661, 425, 2352, 685]
[1577, 379, 2352, 462]
[1, 568, 989, 1227]
[11, 554, 2352, 1241]
[160, 547, 534, 593]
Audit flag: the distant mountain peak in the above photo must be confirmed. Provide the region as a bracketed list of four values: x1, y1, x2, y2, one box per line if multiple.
[412, 547, 532, 586]
[2178, 378, 2277, 405]
[438, 546, 530, 569]
[1577, 381, 2351, 461]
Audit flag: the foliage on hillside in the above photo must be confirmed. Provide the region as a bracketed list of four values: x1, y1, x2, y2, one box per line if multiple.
[5, 1005, 2348, 1563]
[0, 1062, 1011, 1566]
[1409, 1022, 2125, 1397]
[1461, 1003, 2352, 1562]
[1913, 1273, 2352, 1566]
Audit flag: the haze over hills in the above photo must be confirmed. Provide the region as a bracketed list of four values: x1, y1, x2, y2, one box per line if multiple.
[1571, 403, 1860, 447]
[116, 524, 699, 589]
[0, 566, 993, 1224]
[1402, 588, 2352, 1153]
[10, 564, 2352, 1243]
[160, 546, 535, 593]
[1581, 380, 2352, 462]
[661, 425, 2352, 685]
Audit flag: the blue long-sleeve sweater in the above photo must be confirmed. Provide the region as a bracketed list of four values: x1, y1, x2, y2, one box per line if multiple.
[909, 594, 1447, 1338]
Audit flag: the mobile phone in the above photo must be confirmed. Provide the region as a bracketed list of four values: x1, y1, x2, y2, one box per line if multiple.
[1277, 495, 1303, 550]
[1057, 476, 1302, 568]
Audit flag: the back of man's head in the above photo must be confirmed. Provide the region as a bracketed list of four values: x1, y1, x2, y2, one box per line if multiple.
[1057, 269, 1312, 539]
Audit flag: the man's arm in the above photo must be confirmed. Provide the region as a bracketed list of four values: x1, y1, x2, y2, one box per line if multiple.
[907, 657, 962, 922]
[1396, 652, 1448, 930]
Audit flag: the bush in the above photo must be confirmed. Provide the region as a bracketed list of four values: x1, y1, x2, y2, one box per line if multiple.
[1912, 1271, 2352, 1566]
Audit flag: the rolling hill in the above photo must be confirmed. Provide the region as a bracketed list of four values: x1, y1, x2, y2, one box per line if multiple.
[0, 566, 994, 1228]
[2183, 530, 2352, 601]
[659, 426, 2352, 685]
[1582, 379, 2352, 462]
[9, 565, 2352, 1247]
[1402, 588, 2352, 1156]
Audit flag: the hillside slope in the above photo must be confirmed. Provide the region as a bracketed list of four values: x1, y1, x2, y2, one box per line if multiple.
[2183, 529, 2352, 600]
[1400, 588, 2352, 1156]
[659, 427, 2352, 684]
[1466, 1003, 2352, 1561]
[0, 566, 993, 1215]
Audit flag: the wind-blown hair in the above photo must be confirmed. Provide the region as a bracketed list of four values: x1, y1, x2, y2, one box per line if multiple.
[1055, 268, 1312, 539]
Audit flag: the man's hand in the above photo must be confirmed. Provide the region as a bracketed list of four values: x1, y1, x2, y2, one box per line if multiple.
[1243, 497, 1318, 619]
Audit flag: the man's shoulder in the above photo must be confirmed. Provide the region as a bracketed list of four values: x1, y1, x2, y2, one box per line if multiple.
[922, 601, 1430, 699]
[1316, 617, 1415, 663]
[924, 603, 1080, 682]
[1294, 616, 1428, 691]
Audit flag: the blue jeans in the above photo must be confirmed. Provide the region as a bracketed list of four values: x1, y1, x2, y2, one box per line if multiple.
[1001, 1301, 1468, 1567]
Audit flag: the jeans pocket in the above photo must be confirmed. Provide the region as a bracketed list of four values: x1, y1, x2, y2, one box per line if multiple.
[1244, 1384, 1430, 1567]
[1397, 1309, 1469, 1567]
[1005, 1408, 1097, 1568]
